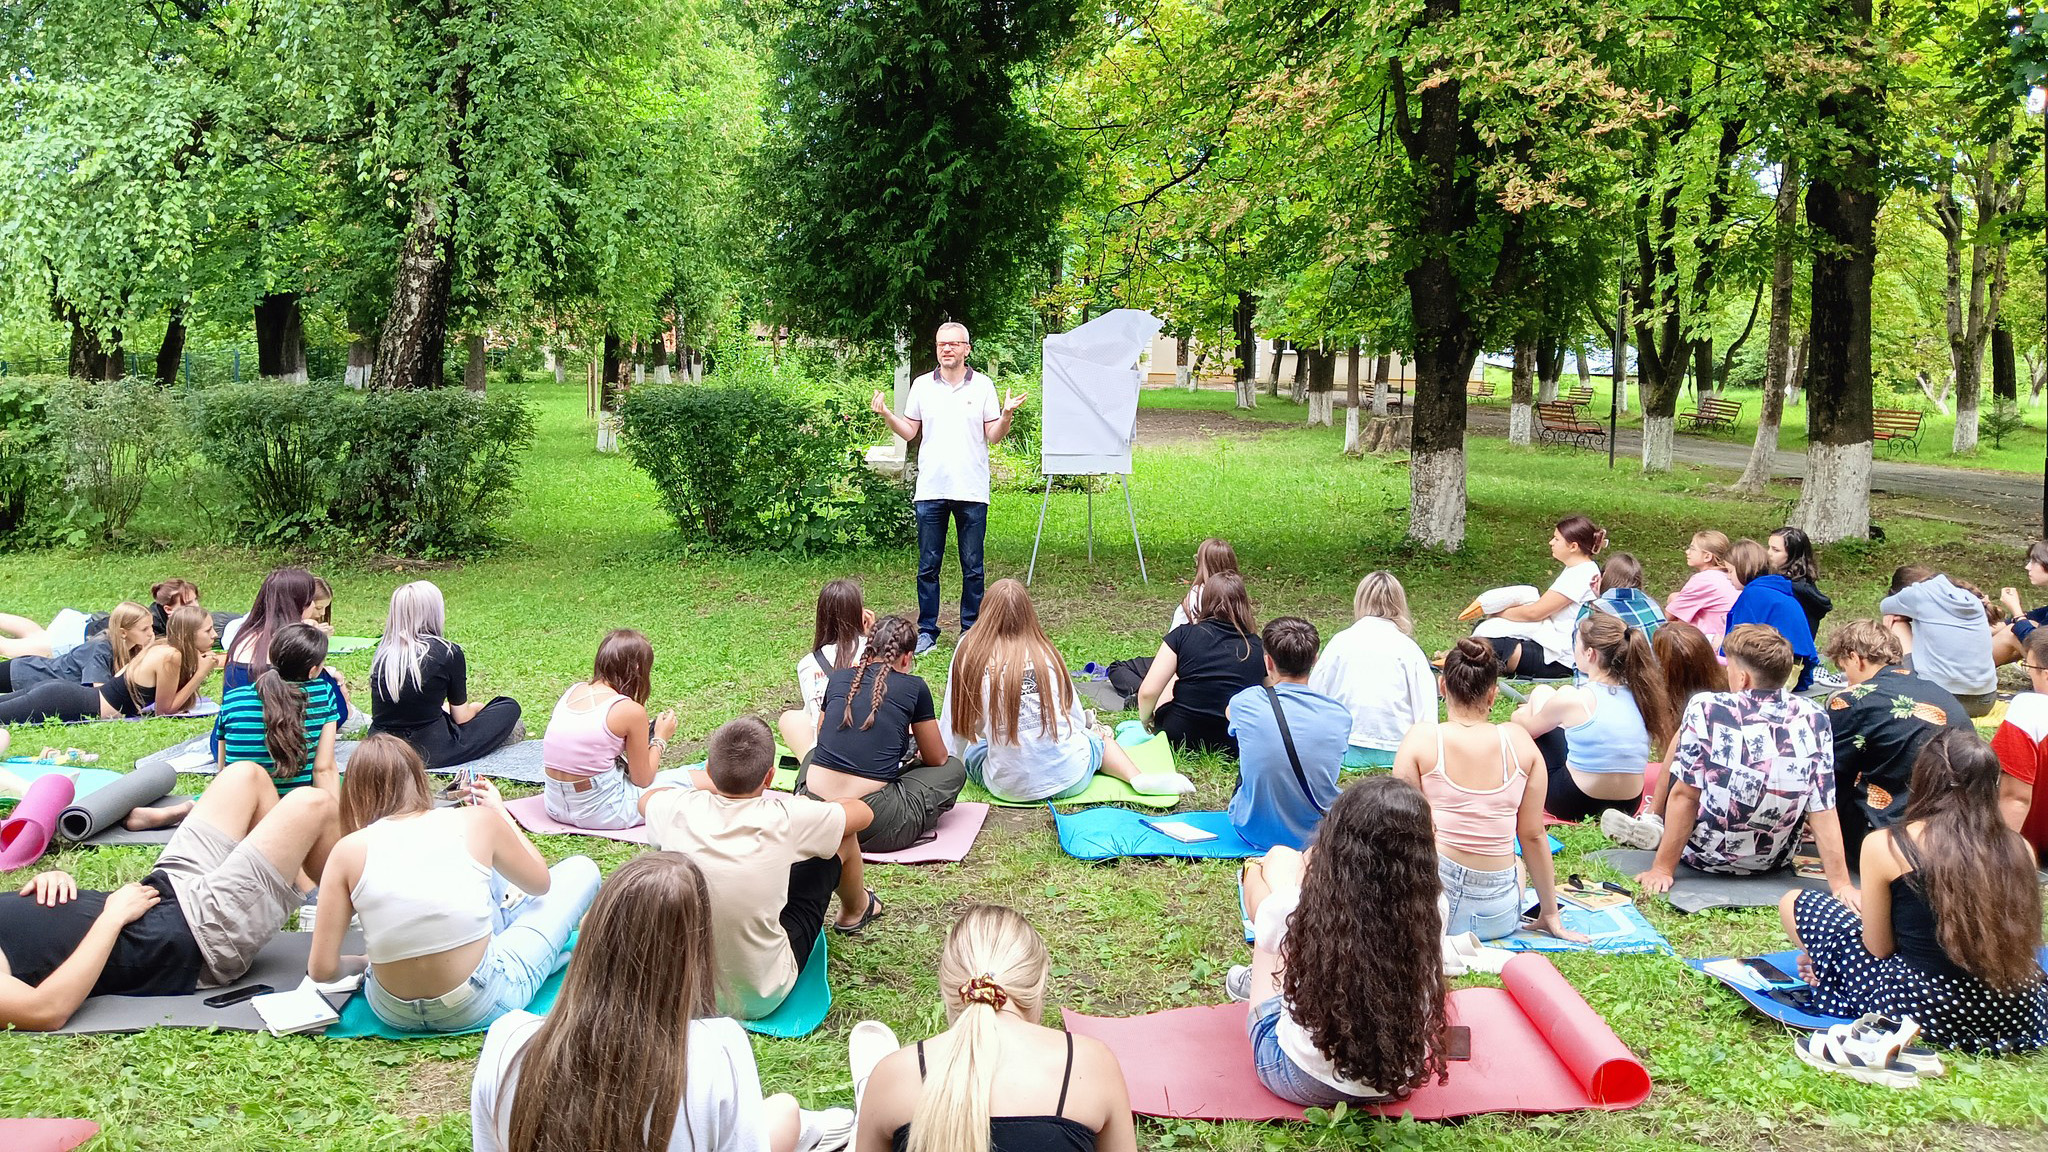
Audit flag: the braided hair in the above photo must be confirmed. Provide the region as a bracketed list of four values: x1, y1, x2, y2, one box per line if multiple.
[839, 616, 917, 733]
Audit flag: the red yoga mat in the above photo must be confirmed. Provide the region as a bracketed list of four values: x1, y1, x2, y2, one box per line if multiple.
[0, 1118, 100, 1152]
[1063, 954, 1650, 1122]
[0, 773, 77, 871]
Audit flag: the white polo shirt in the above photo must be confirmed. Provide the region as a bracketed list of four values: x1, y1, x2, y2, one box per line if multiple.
[904, 368, 1000, 504]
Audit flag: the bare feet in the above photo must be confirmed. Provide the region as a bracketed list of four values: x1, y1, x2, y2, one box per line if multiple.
[123, 800, 194, 831]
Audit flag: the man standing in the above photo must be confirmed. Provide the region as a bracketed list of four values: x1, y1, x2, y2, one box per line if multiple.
[871, 322, 1028, 654]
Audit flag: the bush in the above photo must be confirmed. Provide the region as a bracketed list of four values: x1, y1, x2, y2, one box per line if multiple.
[188, 380, 340, 544]
[1982, 397, 2026, 450]
[45, 376, 186, 539]
[619, 382, 908, 553]
[0, 376, 61, 545]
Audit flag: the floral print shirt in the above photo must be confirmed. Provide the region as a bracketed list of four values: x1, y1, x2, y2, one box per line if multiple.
[1671, 689, 1835, 873]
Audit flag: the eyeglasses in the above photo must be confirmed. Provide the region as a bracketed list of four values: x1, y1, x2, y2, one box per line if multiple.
[937, 340, 969, 348]
[2025, 663, 2048, 673]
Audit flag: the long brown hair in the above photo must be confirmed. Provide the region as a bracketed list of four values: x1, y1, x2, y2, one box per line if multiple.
[1893, 730, 2045, 991]
[255, 623, 330, 781]
[1651, 620, 1726, 714]
[839, 615, 918, 733]
[1179, 537, 1239, 621]
[948, 580, 1072, 745]
[811, 578, 867, 670]
[338, 733, 435, 833]
[1193, 571, 1258, 659]
[1577, 612, 1677, 752]
[163, 604, 210, 701]
[1283, 777, 1449, 1094]
[909, 906, 1053, 1152]
[591, 629, 653, 705]
[496, 852, 720, 1152]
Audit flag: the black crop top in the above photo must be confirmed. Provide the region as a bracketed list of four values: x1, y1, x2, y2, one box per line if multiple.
[99, 671, 154, 717]
[1890, 874, 1972, 982]
[891, 1031, 1096, 1152]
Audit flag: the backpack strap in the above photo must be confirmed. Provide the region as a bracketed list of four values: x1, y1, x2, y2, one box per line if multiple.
[812, 647, 832, 673]
[1264, 685, 1323, 813]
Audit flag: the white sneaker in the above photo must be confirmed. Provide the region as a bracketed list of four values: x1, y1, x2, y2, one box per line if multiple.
[1224, 964, 1253, 1002]
[1601, 808, 1664, 850]
[1130, 771, 1196, 796]
[849, 1020, 900, 1113]
[797, 1107, 855, 1152]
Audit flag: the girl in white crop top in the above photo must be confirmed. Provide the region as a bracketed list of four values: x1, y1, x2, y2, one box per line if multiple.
[309, 734, 602, 1035]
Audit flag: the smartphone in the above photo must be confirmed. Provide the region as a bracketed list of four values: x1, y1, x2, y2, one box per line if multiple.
[203, 983, 274, 1009]
[454, 766, 475, 804]
[1445, 1025, 1473, 1061]
[1742, 956, 1798, 985]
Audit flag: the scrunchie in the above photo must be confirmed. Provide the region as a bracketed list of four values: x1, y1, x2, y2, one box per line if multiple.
[958, 975, 1009, 1011]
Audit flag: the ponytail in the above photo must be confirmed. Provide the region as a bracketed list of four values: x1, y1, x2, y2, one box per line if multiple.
[1578, 613, 1676, 751]
[909, 906, 1050, 1152]
[256, 669, 310, 779]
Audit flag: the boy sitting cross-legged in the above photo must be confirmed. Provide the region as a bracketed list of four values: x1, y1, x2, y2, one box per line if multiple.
[638, 716, 878, 1021]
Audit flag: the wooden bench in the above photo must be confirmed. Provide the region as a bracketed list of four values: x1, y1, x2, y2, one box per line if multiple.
[1538, 401, 1605, 449]
[1681, 396, 1742, 432]
[1467, 380, 1497, 403]
[1873, 407, 1924, 454]
[1563, 385, 1595, 409]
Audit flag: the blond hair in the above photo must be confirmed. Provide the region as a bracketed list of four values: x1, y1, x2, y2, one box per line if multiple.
[1823, 618, 1902, 667]
[1691, 530, 1732, 564]
[1351, 571, 1413, 635]
[107, 600, 152, 676]
[908, 906, 1051, 1152]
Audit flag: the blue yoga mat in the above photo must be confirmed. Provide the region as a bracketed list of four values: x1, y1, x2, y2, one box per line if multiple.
[743, 933, 831, 1038]
[1499, 900, 1670, 954]
[1687, 947, 2048, 1032]
[2, 763, 124, 803]
[1053, 807, 1261, 861]
[326, 935, 577, 1039]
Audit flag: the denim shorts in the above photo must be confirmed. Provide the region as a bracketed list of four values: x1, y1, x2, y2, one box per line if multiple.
[1438, 855, 1523, 941]
[962, 729, 1102, 802]
[542, 770, 644, 830]
[1247, 996, 1388, 1108]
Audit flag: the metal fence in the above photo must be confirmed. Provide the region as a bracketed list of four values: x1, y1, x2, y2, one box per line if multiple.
[0, 344, 351, 384]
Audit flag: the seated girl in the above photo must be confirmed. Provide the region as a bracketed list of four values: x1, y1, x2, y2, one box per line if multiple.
[1783, 728, 2048, 1054]
[1170, 537, 1239, 631]
[0, 601, 153, 693]
[1469, 514, 1606, 678]
[1723, 538, 1819, 690]
[1770, 527, 1832, 642]
[540, 629, 691, 831]
[213, 623, 342, 795]
[797, 616, 967, 854]
[778, 578, 871, 763]
[1309, 571, 1436, 770]
[471, 851, 851, 1152]
[1576, 552, 1666, 639]
[1394, 639, 1581, 942]
[1665, 530, 1739, 646]
[1233, 777, 1452, 1107]
[853, 904, 1137, 1152]
[309, 734, 600, 1034]
[942, 579, 1189, 802]
[1513, 613, 1677, 822]
[221, 567, 352, 718]
[369, 581, 524, 770]
[1137, 571, 1266, 755]
[1602, 620, 1730, 848]
[0, 604, 221, 724]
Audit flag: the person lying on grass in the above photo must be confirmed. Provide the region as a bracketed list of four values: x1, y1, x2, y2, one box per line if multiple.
[1631, 626, 1854, 902]
[1227, 616, 1349, 851]
[640, 716, 878, 1022]
[0, 600, 152, 694]
[0, 760, 334, 1031]
[471, 850, 855, 1152]
[854, 904, 1137, 1152]
[796, 616, 966, 854]
[1782, 728, 2048, 1053]
[1394, 638, 1584, 943]
[941, 578, 1186, 803]
[539, 628, 691, 831]
[1231, 777, 1452, 1108]
[213, 622, 341, 797]
[779, 578, 871, 764]
[309, 733, 598, 1035]
[0, 603, 222, 724]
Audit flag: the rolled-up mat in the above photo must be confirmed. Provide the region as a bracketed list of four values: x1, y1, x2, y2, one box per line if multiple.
[1499, 953, 1652, 1106]
[0, 773, 76, 870]
[57, 759, 178, 843]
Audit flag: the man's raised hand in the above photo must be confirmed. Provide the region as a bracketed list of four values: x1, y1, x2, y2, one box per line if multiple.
[870, 390, 890, 416]
[1003, 389, 1029, 414]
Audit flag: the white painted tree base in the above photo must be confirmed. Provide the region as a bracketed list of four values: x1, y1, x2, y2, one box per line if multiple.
[653, 365, 671, 385]
[1343, 405, 1361, 454]
[1952, 405, 1980, 454]
[1177, 367, 1194, 391]
[344, 365, 369, 390]
[1508, 403, 1533, 445]
[1408, 448, 1467, 550]
[1791, 440, 1872, 542]
[1641, 415, 1674, 472]
[1307, 393, 1334, 425]
[596, 414, 620, 454]
[1235, 381, 1258, 409]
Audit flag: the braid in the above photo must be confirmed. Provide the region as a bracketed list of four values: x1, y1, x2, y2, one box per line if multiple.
[836, 616, 918, 732]
[838, 666, 868, 732]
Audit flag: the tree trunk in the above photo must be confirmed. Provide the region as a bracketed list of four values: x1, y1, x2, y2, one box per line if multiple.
[1233, 291, 1258, 409]
[1738, 156, 1800, 495]
[1175, 336, 1192, 390]
[1306, 344, 1335, 424]
[345, 339, 374, 390]
[1693, 336, 1716, 398]
[1343, 342, 1363, 453]
[1573, 344, 1590, 394]
[1794, 20, 1878, 544]
[1266, 340, 1284, 397]
[1372, 352, 1393, 416]
[1993, 321, 2017, 402]
[254, 292, 308, 382]
[1290, 344, 1309, 404]
[374, 195, 453, 389]
[67, 313, 123, 380]
[1508, 332, 1536, 445]
[601, 331, 622, 411]
[154, 308, 187, 389]
[464, 332, 488, 392]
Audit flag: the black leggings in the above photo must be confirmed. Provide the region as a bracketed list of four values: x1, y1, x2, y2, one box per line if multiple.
[1155, 699, 1237, 757]
[1483, 636, 1571, 680]
[1533, 728, 1641, 822]
[0, 680, 101, 725]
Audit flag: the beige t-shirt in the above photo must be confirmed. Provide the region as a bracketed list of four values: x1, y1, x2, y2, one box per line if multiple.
[644, 789, 846, 1019]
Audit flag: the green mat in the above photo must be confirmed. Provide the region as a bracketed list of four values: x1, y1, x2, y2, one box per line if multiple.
[325, 935, 575, 1039]
[985, 733, 1183, 809]
[323, 636, 379, 655]
[742, 932, 831, 1038]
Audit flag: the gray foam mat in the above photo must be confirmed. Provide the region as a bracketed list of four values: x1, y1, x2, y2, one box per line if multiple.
[1589, 848, 1827, 914]
[137, 735, 549, 783]
[47, 929, 363, 1035]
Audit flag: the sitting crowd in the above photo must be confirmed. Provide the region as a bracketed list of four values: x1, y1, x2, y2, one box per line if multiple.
[4, 519, 2048, 1150]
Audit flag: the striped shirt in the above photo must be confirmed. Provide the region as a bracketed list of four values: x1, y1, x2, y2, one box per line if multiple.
[213, 678, 343, 792]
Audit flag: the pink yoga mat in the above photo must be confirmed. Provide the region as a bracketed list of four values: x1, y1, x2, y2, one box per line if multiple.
[504, 795, 991, 864]
[1063, 954, 1650, 1122]
[0, 1119, 100, 1152]
[0, 773, 77, 871]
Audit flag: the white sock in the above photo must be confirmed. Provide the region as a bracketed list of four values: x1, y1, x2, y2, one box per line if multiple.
[1130, 771, 1196, 795]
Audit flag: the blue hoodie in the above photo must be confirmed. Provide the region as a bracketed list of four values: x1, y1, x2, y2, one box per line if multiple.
[1724, 574, 1819, 687]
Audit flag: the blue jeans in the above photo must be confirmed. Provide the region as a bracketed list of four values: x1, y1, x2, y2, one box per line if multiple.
[364, 856, 601, 1033]
[1247, 996, 1389, 1108]
[1438, 854, 1523, 941]
[915, 499, 988, 638]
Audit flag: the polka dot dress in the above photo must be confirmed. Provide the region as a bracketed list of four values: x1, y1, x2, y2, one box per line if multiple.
[1793, 889, 2048, 1053]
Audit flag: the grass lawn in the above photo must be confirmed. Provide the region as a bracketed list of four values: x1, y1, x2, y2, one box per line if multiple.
[2, 378, 2044, 1150]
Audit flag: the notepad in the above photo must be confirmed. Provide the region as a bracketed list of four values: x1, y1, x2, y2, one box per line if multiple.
[251, 977, 342, 1036]
[1139, 818, 1219, 844]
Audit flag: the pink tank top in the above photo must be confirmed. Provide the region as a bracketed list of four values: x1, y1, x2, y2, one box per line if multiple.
[541, 685, 627, 777]
[1419, 725, 1527, 858]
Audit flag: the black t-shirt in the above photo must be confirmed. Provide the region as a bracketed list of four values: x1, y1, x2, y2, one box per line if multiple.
[0, 873, 205, 997]
[370, 637, 469, 732]
[1163, 619, 1267, 719]
[812, 666, 936, 781]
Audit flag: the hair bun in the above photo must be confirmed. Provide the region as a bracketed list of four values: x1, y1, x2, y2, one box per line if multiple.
[1452, 636, 1492, 663]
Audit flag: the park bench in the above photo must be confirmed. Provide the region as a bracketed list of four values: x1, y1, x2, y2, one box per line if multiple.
[1467, 380, 1497, 403]
[1681, 395, 1742, 433]
[1872, 407, 1925, 455]
[1538, 401, 1606, 450]
[1563, 385, 1595, 409]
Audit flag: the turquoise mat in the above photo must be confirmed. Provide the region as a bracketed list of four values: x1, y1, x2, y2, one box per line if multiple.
[1053, 807, 1260, 860]
[1, 763, 125, 805]
[325, 936, 575, 1039]
[743, 932, 831, 1038]
[1498, 899, 1670, 954]
[1341, 746, 1395, 770]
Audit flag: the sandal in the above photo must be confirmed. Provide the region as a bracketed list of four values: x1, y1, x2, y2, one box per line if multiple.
[1847, 1013, 1942, 1077]
[1794, 1022, 1921, 1089]
[833, 889, 884, 934]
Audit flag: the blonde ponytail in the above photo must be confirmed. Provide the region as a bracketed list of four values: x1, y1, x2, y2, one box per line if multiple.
[907, 906, 1051, 1152]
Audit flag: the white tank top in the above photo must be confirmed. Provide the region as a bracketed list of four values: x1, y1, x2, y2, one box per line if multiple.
[351, 807, 495, 964]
